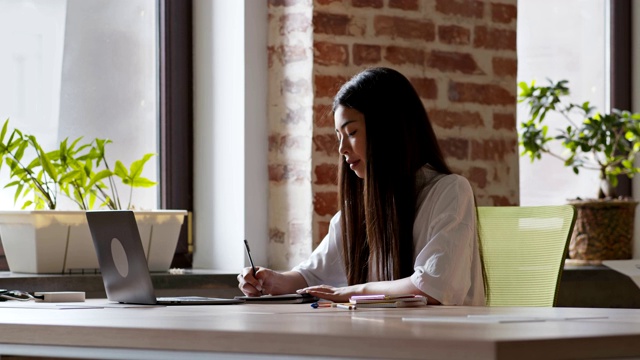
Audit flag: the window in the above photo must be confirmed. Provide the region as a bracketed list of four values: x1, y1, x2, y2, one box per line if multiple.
[517, 0, 607, 205]
[0, 0, 194, 269]
[0, 0, 158, 210]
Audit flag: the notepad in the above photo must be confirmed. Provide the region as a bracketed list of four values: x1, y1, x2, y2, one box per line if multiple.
[349, 294, 427, 308]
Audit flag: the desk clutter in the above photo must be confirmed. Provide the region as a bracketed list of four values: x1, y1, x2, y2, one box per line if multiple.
[311, 294, 428, 310]
[349, 294, 427, 308]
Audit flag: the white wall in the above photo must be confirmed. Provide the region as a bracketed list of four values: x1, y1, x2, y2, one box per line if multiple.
[192, 1, 268, 271]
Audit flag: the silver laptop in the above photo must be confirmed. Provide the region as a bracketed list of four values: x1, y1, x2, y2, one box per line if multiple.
[86, 210, 243, 305]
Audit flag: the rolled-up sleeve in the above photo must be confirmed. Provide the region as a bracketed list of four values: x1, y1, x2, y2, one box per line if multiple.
[410, 175, 478, 305]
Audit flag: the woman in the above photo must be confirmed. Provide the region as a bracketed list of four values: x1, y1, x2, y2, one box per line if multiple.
[238, 67, 485, 305]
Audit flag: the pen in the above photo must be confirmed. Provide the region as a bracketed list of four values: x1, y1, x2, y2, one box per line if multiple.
[334, 303, 356, 310]
[243, 239, 257, 277]
[311, 302, 332, 308]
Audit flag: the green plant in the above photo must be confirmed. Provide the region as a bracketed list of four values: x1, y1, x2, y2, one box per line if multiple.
[0, 119, 156, 210]
[519, 79, 640, 199]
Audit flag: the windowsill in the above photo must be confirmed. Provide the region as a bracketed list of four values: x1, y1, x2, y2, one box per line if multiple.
[1, 265, 638, 308]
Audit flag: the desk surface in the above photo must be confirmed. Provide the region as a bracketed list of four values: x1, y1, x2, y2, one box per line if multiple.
[0, 301, 639, 360]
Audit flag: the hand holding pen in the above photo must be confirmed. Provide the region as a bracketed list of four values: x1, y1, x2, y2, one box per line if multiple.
[238, 239, 264, 296]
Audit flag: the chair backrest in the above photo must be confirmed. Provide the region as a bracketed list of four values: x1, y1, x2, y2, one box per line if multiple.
[477, 205, 576, 307]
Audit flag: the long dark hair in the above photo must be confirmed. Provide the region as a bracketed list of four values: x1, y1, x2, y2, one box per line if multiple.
[333, 67, 452, 284]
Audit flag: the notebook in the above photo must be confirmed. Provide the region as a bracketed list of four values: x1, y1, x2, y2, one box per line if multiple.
[349, 294, 427, 308]
[234, 293, 318, 304]
[86, 210, 243, 305]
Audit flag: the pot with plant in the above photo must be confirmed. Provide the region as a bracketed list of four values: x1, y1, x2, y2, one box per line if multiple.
[519, 80, 640, 262]
[0, 119, 187, 273]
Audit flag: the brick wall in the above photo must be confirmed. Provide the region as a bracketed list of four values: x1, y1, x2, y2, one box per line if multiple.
[268, 0, 518, 270]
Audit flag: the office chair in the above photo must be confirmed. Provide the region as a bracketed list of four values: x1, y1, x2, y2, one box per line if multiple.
[477, 205, 577, 307]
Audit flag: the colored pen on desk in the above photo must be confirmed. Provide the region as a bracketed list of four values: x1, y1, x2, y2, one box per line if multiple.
[311, 302, 332, 309]
[335, 303, 356, 310]
[243, 239, 257, 277]
[311, 302, 356, 310]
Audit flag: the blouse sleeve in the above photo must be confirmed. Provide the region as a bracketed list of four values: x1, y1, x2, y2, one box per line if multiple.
[409, 175, 479, 305]
[291, 212, 348, 287]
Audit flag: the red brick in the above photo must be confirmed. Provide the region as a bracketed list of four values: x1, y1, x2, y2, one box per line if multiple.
[314, 74, 348, 98]
[314, 41, 349, 66]
[389, 0, 419, 10]
[474, 26, 516, 50]
[427, 50, 483, 75]
[314, 104, 334, 128]
[314, 12, 351, 36]
[314, 163, 338, 185]
[269, 134, 307, 153]
[269, 45, 307, 67]
[283, 77, 311, 95]
[470, 139, 516, 161]
[314, 191, 339, 216]
[435, 0, 484, 18]
[429, 109, 484, 129]
[353, 44, 381, 65]
[384, 46, 424, 65]
[491, 3, 517, 24]
[316, 0, 342, 4]
[280, 13, 312, 35]
[439, 138, 469, 160]
[283, 106, 307, 125]
[492, 57, 517, 77]
[493, 113, 516, 131]
[438, 25, 471, 45]
[353, 0, 383, 8]
[489, 195, 516, 206]
[468, 166, 488, 189]
[269, 227, 285, 244]
[448, 81, 515, 105]
[269, 0, 309, 6]
[313, 133, 339, 157]
[280, 45, 308, 64]
[374, 16, 435, 41]
[410, 77, 437, 100]
[269, 164, 309, 182]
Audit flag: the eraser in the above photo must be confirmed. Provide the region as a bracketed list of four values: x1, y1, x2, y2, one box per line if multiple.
[34, 291, 86, 302]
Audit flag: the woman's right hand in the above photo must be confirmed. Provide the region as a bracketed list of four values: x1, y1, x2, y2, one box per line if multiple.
[238, 266, 266, 296]
[237, 268, 308, 296]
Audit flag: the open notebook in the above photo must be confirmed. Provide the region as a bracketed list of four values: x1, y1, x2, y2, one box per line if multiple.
[86, 211, 243, 305]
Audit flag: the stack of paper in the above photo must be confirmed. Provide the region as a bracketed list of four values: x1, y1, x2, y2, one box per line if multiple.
[349, 294, 427, 308]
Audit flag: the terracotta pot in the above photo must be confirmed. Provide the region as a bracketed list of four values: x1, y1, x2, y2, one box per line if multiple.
[568, 199, 638, 261]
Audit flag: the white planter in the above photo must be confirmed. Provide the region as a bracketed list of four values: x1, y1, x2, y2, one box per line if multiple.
[0, 210, 187, 274]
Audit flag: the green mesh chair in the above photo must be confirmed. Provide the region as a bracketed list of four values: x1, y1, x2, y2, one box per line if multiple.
[477, 205, 577, 307]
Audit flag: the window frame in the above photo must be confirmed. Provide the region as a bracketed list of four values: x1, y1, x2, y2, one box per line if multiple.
[158, 0, 193, 268]
[610, 0, 632, 197]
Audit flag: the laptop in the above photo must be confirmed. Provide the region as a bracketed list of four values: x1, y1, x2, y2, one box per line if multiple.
[86, 210, 243, 305]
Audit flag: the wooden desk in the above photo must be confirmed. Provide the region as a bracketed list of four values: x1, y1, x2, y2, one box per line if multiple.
[3, 266, 640, 308]
[0, 301, 639, 359]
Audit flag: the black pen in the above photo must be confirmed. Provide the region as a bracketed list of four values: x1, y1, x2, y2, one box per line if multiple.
[243, 239, 257, 277]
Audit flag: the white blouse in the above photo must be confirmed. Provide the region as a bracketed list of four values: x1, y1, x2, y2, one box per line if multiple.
[291, 166, 486, 306]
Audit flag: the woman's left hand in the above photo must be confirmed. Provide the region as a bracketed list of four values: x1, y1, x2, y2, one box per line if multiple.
[298, 284, 364, 303]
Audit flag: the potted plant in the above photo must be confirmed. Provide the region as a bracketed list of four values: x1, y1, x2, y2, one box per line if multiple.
[519, 80, 640, 262]
[0, 119, 187, 273]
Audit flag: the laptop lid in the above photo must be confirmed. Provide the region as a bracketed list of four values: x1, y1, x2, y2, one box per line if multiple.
[86, 211, 160, 304]
[86, 211, 243, 305]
